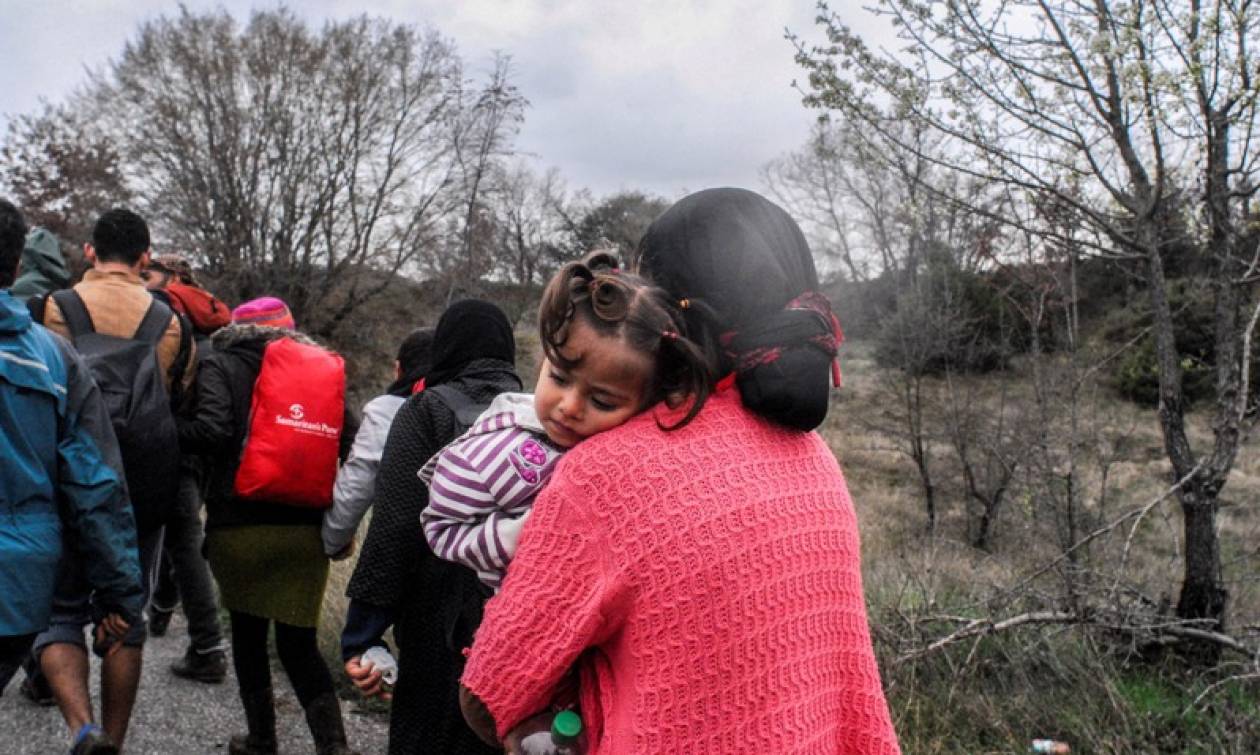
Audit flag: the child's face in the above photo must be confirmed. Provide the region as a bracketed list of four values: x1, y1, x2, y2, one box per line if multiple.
[534, 318, 652, 448]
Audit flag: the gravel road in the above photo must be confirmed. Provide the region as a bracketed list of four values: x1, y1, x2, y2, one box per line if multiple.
[0, 612, 389, 754]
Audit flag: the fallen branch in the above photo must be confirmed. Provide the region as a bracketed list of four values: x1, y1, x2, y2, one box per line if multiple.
[1001, 463, 1202, 601]
[894, 610, 1259, 666]
[894, 611, 1075, 665]
[1125, 624, 1260, 661]
[1184, 669, 1260, 713]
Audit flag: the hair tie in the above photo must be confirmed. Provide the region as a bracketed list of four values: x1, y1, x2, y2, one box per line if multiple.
[678, 298, 691, 310]
[661, 330, 679, 342]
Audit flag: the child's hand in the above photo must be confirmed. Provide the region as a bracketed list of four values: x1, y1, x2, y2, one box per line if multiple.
[331, 538, 356, 562]
[345, 656, 392, 700]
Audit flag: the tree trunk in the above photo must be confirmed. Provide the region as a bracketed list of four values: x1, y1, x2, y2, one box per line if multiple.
[1176, 489, 1227, 663]
[1141, 225, 1228, 650]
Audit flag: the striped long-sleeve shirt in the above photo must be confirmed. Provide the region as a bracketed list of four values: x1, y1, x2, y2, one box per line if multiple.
[419, 393, 564, 589]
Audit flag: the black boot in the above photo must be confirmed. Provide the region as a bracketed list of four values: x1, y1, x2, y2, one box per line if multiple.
[171, 646, 228, 683]
[303, 692, 360, 755]
[228, 686, 277, 755]
[148, 606, 175, 637]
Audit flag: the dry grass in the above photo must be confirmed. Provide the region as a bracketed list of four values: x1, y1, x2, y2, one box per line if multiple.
[826, 340, 1260, 753]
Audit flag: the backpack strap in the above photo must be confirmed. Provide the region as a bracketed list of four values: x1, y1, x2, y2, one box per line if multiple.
[427, 384, 488, 429]
[51, 290, 96, 340]
[133, 299, 174, 345]
[166, 311, 195, 408]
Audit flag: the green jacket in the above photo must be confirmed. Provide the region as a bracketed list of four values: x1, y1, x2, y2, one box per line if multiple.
[11, 228, 70, 303]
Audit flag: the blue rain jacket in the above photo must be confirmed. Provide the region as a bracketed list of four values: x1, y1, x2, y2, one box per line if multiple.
[0, 289, 142, 635]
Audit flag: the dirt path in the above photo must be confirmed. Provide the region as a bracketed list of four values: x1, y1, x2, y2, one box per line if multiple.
[0, 612, 389, 754]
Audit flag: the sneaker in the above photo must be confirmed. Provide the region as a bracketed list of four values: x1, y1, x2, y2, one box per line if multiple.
[148, 608, 174, 638]
[20, 671, 54, 706]
[170, 647, 227, 684]
[70, 724, 118, 755]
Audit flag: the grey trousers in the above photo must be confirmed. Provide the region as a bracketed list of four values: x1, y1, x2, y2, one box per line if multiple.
[151, 471, 226, 653]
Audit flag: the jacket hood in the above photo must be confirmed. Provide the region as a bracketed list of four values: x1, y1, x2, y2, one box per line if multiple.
[0, 290, 33, 334]
[210, 323, 320, 352]
[16, 229, 70, 285]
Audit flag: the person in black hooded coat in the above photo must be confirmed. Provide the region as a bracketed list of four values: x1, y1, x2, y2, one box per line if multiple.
[341, 300, 520, 755]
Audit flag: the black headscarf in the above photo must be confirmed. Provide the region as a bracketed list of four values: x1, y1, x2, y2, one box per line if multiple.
[638, 188, 839, 431]
[425, 300, 516, 387]
[386, 327, 436, 397]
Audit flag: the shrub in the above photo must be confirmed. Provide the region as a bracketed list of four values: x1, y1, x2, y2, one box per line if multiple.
[873, 264, 1024, 375]
[1102, 281, 1233, 408]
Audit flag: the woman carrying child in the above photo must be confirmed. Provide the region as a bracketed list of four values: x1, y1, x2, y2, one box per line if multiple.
[459, 189, 901, 754]
[341, 300, 520, 755]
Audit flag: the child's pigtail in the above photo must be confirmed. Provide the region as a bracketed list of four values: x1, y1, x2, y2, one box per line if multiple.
[655, 311, 717, 431]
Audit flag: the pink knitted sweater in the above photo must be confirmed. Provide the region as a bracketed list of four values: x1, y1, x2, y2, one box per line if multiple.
[462, 389, 901, 754]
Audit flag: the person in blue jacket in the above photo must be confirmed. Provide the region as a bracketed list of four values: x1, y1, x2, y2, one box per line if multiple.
[0, 199, 144, 754]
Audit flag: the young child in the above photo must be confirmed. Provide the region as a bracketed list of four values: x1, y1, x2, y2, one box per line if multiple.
[419, 252, 714, 589]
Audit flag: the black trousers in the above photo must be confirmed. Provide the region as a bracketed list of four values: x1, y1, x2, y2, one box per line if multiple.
[228, 611, 332, 707]
[0, 634, 36, 695]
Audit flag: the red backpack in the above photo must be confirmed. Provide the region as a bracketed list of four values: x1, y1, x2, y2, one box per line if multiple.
[234, 337, 345, 508]
[165, 281, 231, 335]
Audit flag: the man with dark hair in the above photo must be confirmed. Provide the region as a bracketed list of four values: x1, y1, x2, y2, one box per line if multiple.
[0, 198, 145, 754]
[31, 207, 196, 752]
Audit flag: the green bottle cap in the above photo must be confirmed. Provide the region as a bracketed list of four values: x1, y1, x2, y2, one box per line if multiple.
[551, 710, 583, 744]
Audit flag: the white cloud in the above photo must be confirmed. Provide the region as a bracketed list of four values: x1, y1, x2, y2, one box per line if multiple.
[2, 0, 836, 200]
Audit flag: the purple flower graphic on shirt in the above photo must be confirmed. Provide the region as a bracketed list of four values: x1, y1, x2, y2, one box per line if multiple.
[519, 439, 548, 466]
[509, 438, 551, 486]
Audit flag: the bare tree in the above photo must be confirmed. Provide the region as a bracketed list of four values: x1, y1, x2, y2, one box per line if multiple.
[435, 53, 528, 305]
[795, 0, 1260, 642]
[73, 8, 508, 336]
[492, 162, 567, 280]
[763, 120, 873, 281]
[0, 103, 133, 269]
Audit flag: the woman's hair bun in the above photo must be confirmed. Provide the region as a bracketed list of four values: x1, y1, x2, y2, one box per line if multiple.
[724, 304, 837, 431]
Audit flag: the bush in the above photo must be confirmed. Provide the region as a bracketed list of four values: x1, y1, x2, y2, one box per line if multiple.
[873, 264, 1025, 375]
[1101, 281, 1235, 408]
[824, 273, 900, 341]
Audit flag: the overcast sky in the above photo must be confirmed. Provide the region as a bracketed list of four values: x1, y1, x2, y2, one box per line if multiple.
[0, 0, 868, 202]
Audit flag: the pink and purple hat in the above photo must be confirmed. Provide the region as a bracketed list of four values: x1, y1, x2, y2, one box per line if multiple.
[231, 297, 295, 330]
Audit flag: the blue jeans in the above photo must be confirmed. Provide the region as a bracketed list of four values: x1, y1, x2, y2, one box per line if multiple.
[32, 527, 164, 654]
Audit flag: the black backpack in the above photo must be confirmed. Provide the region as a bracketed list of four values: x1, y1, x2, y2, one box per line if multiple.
[426, 383, 491, 436]
[51, 290, 181, 532]
[424, 383, 496, 650]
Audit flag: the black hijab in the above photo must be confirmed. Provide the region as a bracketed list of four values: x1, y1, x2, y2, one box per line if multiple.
[638, 188, 838, 431]
[386, 327, 436, 397]
[425, 300, 516, 387]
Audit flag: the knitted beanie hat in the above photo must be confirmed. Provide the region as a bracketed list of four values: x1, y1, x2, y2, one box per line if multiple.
[232, 296, 295, 330]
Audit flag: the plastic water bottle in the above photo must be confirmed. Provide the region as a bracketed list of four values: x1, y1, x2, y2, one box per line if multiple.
[361, 646, 398, 686]
[517, 710, 585, 755]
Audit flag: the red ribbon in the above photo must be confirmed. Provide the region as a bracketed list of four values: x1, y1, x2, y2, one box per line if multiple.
[719, 291, 844, 388]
